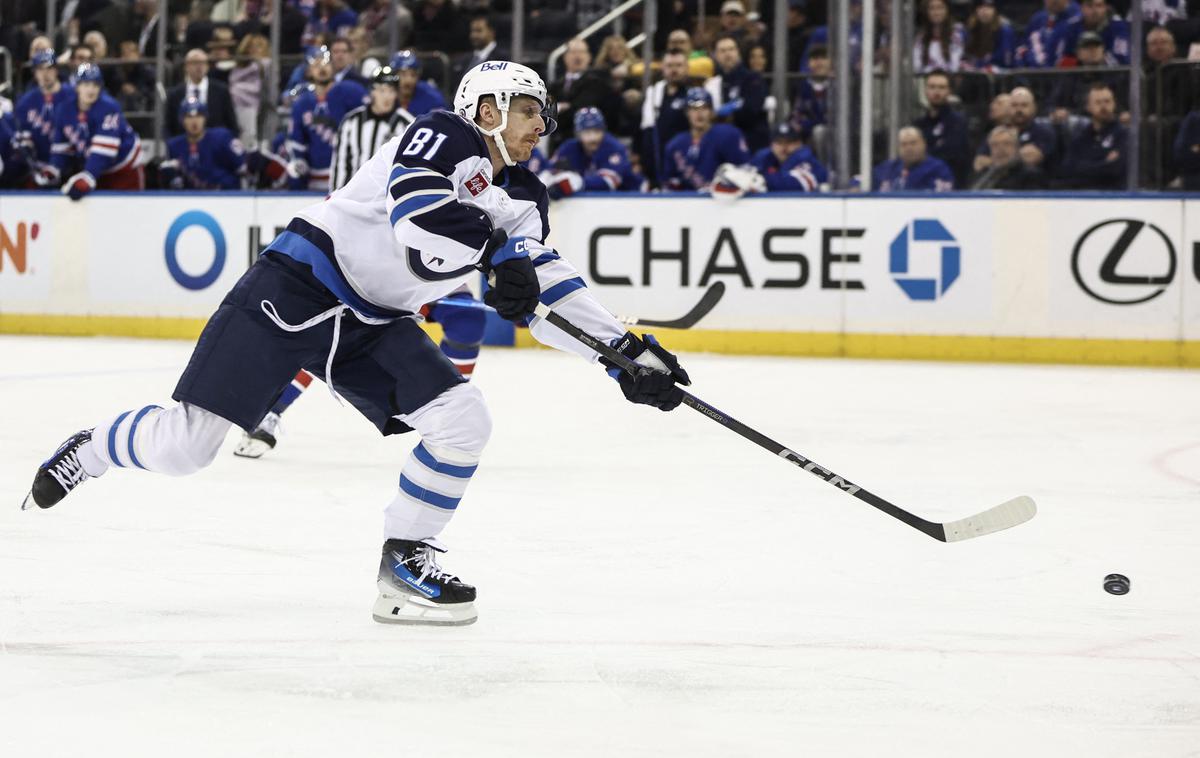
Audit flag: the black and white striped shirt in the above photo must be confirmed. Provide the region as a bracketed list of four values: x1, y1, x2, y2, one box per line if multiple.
[330, 105, 415, 191]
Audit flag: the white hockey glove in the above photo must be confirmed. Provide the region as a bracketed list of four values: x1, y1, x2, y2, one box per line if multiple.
[711, 163, 766, 201]
[62, 171, 96, 201]
[285, 157, 309, 180]
[539, 169, 584, 200]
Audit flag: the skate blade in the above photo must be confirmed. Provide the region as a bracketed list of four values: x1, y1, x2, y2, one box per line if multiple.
[232, 438, 273, 459]
[20, 491, 36, 511]
[371, 594, 478, 627]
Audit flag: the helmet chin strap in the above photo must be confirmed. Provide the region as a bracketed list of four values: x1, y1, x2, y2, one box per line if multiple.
[476, 105, 517, 167]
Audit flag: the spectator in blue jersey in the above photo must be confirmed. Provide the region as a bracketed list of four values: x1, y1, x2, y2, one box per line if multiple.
[791, 45, 831, 158]
[914, 70, 971, 186]
[1057, 83, 1128, 190]
[390, 50, 447, 118]
[13, 49, 74, 187]
[662, 87, 751, 192]
[1174, 109, 1200, 191]
[303, 0, 358, 46]
[802, 0, 863, 72]
[286, 46, 368, 190]
[962, 0, 1017, 71]
[160, 98, 247, 190]
[708, 34, 770, 152]
[541, 108, 639, 199]
[1017, 0, 1082, 67]
[639, 48, 691, 189]
[48, 63, 144, 199]
[974, 87, 1057, 176]
[750, 122, 828, 192]
[873, 127, 955, 191]
[1051, 0, 1130, 65]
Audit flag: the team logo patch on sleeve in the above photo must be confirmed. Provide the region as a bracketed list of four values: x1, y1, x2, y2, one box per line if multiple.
[465, 172, 489, 196]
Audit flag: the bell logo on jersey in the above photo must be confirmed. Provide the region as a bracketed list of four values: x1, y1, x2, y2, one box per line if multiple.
[0, 221, 40, 274]
[465, 171, 489, 196]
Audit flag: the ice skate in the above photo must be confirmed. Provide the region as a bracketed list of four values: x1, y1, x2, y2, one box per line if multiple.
[233, 412, 281, 459]
[22, 429, 95, 510]
[372, 538, 478, 626]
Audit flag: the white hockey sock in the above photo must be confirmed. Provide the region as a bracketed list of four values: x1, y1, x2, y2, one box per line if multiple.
[384, 441, 480, 541]
[91, 403, 232, 476]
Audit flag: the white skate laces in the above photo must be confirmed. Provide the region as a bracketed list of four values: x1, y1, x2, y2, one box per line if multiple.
[48, 454, 89, 494]
[397, 538, 456, 585]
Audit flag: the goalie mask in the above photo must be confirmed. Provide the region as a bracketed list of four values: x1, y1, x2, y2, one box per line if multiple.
[454, 61, 557, 166]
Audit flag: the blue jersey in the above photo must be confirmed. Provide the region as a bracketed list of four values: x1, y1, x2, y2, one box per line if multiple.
[14, 85, 75, 164]
[50, 92, 141, 178]
[962, 22, 1016, 70]
[0, 113, 17, 185]
[402, 81, 447, 118]
[287, 80, 368, 188]
[1051, 16, 1131, 64]
[166, 128, 246, 190]
[550, 133, 638, 192]
[522, 146, 549, 174]
[750, 145, 828, 192]
[1018, 1, 1081, 67]
[662, 124, 750, 190]
[873, 156, 954, 192]
[791, 78, 830, 137]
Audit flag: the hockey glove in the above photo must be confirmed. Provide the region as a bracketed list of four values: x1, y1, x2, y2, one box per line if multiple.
[62, 171, 96, 201]
[158, 159, 185, 190]
[285, 157, 309, 180]
[479, 230, 541, 322]
[716, 99, 743, 118]
[542, 170, 584, 200]
[601, 332, 691, 411]
[33, 164, 61, 187]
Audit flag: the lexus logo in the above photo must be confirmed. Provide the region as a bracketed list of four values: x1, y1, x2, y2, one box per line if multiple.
[1071, 219, 1176, 305]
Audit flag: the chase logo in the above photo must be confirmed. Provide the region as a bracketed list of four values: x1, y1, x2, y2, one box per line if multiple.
[889, 219, 960, 301]
[164, 210, 226, 290]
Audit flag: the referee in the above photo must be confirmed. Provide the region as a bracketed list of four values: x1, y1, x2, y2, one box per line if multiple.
[330, 66, 415, 191]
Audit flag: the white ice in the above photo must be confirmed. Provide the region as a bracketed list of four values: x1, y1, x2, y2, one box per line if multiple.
[1, 335, 1198, 757]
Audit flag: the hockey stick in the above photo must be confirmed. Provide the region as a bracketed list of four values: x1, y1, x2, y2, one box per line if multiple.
[532, 302, 1037, 543]
[433, 281, 725, 331]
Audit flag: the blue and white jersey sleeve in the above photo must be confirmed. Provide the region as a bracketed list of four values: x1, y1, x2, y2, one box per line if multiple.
[387, 111, 493, 268]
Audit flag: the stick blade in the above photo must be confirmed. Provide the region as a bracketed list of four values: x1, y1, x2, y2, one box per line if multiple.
[940, 495, 1037, 542]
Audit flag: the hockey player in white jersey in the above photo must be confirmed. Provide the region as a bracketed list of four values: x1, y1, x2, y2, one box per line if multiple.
[22, 61, 691, 627]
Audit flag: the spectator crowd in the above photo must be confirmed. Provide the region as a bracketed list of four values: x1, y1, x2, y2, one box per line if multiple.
[0, 0, 1198, 197]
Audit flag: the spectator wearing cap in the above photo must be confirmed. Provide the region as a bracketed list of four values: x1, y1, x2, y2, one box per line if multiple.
[411, 0, 470, 55]
[750, 122, 828, 192]
[706, 34, 770, 152]
[1173, 109, 1200, 190]
[1051, 0, 1130, 65]
[286, 46, 369, 190]
[914, 0, 966, 73]
[330, 65, 415, 191]
[969, 125, 1049, 189]
[550, 38, 621, 148]
[1058, 82, 1128, 189]
[1017, 0, 1082, 68]
[661, 87, 751, 192]
[161, 97, 247, 190]
[872, 127, 954, 191]
[49, 63, 144, 199]
[718, 1, 752, 49]
[13, 49, 75, 183]
[975, 87, 1057, 174]
[391, 50, 447, 118]
[303, 0, 358, 47]
[639, 48, 692, 188]
[962, 0, 1017, 71]
[330, 36, 369, 88]
[1049, 32, 1127, 123]
[542, 108, 640, 199]
[166, 49, 239, 138]
[914, 70, 970, 186]
[801, 0, 863, 73]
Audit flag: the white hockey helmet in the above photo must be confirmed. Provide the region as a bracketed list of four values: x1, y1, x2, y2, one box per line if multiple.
[454, 61, 557, 166]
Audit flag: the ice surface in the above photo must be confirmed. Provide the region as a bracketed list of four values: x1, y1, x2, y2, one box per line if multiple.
[1, 335, 1198, 757]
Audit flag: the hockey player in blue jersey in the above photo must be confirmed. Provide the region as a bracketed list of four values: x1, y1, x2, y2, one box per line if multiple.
[662, 87, 751, 192]
[48, 63, 144, 199]
[23, 61, 690, 628]
[160, 97, 247, 190]
[540, 107, 638, 199]
[872, 126, 955, 192]
[390, 50, 448, 118]
[286, 46, 368, 190]
[13, 49, 75, 187]
[749, 122, 828, 192]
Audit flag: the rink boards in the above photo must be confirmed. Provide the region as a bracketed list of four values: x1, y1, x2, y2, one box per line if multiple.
[1, 191, 1197, 366]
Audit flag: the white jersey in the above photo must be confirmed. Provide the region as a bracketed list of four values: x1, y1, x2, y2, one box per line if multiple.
[268, 109, 624, 361]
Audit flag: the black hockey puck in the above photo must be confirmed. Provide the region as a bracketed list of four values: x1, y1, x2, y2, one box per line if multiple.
[1103, 573, 1130, 595]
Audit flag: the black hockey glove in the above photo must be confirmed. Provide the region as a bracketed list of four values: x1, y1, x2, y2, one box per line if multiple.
[600, 332, 691, 411]
[479, 230, 541, 322]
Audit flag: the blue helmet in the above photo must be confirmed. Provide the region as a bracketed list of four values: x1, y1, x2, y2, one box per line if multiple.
[306, 45, 331, 66]
[32, 49, 57, 69]
[573, 107, 606, 133]
[389, 50, 421, 72]
[74, 62, 103, 86]
[179, 96, 207, 121]
[685, 86, 713, 109]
